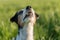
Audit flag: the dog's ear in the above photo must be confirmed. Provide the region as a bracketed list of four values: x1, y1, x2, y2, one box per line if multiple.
[10, 10, 23, 24]
[10, 12, 18, 23]
[35, 13, 39, 19]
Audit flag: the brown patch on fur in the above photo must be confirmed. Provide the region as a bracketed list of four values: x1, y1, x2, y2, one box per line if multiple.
[18, 15, 24, 27]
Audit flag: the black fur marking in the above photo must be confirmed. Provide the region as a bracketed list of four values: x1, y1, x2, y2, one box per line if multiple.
[18, 24, 23, 29]
[23, 14, 29, 20]
[10, 10, 23, 29]
[18, 10, 23, 15]
[10, 12, 18, 24]
[35, 13, 39, 18]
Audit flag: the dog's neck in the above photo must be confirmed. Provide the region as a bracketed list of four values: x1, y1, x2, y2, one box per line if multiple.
[16, 22, 34, 40]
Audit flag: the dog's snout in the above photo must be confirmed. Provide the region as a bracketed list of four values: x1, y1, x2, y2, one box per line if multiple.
[26, 6, 31, 10]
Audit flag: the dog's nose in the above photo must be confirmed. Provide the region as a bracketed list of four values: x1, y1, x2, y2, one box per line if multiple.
[26, 6, 31, 10]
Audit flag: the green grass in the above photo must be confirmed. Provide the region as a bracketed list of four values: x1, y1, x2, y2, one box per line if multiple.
[0, 0, 60, 40]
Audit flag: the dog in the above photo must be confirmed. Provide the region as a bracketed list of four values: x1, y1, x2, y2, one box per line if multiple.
[10, 6, 39, 40]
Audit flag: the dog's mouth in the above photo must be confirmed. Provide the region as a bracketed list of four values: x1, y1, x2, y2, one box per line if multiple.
[23, 11, 32, 20]
[23, 6, 33, 20]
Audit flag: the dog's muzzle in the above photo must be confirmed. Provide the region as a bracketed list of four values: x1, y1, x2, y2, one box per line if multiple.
[23, 6, 33, 20]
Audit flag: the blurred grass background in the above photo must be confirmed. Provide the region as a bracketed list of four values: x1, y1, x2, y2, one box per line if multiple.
[0, 0, 60, 40]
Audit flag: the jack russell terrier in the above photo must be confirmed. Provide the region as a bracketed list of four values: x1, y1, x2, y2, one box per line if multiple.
[10, 6, 39, 40]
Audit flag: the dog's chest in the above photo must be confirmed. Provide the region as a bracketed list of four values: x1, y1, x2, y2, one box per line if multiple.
[16, 23, 33, 40]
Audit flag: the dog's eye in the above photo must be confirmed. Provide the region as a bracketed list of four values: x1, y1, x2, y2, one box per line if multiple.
[23, 14, 29, 20]
[25, 14, 29, 18]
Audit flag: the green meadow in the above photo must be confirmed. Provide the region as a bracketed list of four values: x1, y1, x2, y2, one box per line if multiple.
[0, 0, 60, 40]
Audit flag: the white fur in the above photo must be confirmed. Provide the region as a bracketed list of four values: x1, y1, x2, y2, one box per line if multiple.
[12, 7, 36, 40]
[15, 22, 33, 40]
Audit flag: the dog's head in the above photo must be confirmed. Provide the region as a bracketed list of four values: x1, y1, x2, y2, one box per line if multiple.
[10, 6, 39, 28]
